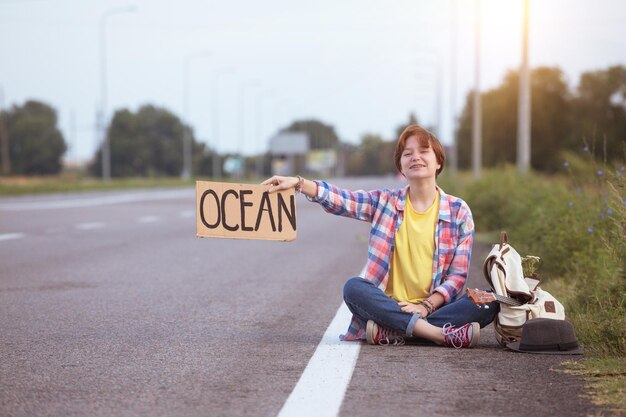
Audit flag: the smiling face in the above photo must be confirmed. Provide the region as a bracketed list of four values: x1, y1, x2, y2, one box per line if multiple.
[394, 124, 445, 178]
[399, 136, 441, 180]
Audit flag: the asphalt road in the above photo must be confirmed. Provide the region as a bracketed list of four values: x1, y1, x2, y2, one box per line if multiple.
[0, 178, 599, 417]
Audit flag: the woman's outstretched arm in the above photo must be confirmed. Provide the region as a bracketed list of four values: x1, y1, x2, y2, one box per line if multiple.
[262, 175, 383, 223]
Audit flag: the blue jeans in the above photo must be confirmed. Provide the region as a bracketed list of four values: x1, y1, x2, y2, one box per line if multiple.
[343, 277, 499, 337]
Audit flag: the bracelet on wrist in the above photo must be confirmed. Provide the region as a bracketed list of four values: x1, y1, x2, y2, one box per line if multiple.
[295, 175, 304, 193]
[420, 299, 436, 315]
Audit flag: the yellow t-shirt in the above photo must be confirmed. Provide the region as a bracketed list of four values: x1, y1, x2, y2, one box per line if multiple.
[385, 192, 439, 303]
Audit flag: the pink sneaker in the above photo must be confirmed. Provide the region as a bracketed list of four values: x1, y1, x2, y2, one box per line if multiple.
[366, 320, 405, 346]
[442, 322, 480, 348]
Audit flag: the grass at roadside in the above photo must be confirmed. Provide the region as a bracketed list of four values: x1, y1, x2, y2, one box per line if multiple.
[0, 174, 193, 196]
[0, 174, 263, 196]
[560, 358, 626, 415]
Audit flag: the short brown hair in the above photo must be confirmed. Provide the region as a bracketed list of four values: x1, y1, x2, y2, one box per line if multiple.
[394, 124, 446, 177]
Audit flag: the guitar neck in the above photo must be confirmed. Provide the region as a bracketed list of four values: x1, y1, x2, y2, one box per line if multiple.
[493, 293, 524, 306]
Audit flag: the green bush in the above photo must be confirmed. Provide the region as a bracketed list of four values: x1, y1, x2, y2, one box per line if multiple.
[456, 157, 625, 357]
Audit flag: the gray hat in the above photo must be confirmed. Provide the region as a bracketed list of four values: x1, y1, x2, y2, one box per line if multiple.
[506, 318, 583, 355]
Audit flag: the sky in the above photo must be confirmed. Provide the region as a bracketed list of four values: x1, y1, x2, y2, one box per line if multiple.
[1, 0, 625, 162]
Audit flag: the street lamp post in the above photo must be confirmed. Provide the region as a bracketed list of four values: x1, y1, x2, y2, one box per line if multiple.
[413, 47, 444, 138]
[450, 0, 459, 177]
[181, 50, 210, 180]
[254, 90, 275, 178]
[472, 0, 482, 180]
[211, 67, 236, 179]
[237, 79, 260, 156]
[0, 86, 10, 176]
[517, 0, 531, 174]
[99, 5, 136, 181]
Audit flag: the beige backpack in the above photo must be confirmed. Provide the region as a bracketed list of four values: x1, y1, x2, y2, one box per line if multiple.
[480, 232, 565, 347]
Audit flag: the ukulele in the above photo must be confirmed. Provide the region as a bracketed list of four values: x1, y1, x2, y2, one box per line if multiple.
[466, 288, 525, 307]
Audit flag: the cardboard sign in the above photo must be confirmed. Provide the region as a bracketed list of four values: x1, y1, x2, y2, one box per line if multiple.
[196, 181, 297, 241]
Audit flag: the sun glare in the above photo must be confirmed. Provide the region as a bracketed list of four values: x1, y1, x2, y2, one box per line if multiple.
[481, 0, 525, 31]
[477, 0, 526, 80]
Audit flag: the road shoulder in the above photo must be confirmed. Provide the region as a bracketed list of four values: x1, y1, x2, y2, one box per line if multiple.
[340, 242, 598, 417]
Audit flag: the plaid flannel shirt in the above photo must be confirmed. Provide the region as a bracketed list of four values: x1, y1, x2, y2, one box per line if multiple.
[309, 180, 474, 341]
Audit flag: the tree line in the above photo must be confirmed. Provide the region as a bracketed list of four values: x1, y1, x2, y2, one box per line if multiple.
[456, 65, 626, 171]
[0, 64, 624, 177]
[351, 65, 625, 176]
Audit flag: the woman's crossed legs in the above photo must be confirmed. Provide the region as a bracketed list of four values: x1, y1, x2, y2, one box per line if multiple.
[343, 277, 499, 347]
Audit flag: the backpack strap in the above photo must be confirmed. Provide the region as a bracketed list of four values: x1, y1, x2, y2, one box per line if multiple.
[499, 231, 508, 250]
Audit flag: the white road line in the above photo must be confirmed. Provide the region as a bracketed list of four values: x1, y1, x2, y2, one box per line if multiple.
[0, 233, 25, 241]
[277, 302, 361, 417]
[138, 215, 160, 223]
[76, 222, 105, 230]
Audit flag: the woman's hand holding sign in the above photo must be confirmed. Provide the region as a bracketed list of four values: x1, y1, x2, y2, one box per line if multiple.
[262, 175, 299, 193]
[262, 175, 318, 198]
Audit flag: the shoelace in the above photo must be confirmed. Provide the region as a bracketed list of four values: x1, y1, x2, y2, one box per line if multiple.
[378, 328, 405, 346]
[442, 323, 470, 349]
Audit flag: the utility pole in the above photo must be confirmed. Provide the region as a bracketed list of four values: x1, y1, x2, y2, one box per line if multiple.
[0, 87, 10, 176]
[472, 0, 482, 180]
[99, 6, 136, 181]
[254, 90, 275, 178]
[211, 67, 235, 180]
[517, 0, 531, 174]
[449, 0, 458, 177]
[69, 109, 76, 164]
[435, 52, 443, 138]
[238, 80, 260, 155]
[413, 46, 443, 138]
[181, 50, 210, 180]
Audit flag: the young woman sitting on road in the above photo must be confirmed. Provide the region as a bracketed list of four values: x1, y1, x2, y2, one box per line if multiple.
[263, 124, 499, 347]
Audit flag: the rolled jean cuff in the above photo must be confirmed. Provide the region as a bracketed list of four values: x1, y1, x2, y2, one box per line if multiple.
[405, 312, 421, 336]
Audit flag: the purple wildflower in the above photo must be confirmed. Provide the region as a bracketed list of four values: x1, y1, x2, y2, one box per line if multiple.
[607, 209, 613, 215]
[563, 161, 569, 167]
[600, 213, 605, 219]
[568, 202, 574, 207]
[587, 227, 594, 233]
[597, 170, 604, 176]
[583, 146, 589, 152]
